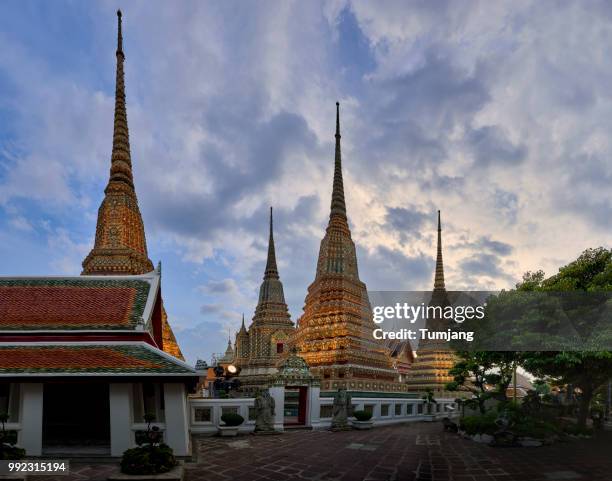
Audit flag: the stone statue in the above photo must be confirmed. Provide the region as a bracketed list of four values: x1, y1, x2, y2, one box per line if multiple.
[254, 389, 276, 433]
[331, 387, 352, 430]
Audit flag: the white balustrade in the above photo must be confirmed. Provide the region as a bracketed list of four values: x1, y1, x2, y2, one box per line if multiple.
[188, 395, 458, 434]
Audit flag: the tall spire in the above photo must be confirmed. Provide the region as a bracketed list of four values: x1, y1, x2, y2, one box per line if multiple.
[264, 207, 279, 279]
[82, 10, 152, 275]
[434, 210, 446, 291]
[107, 9, 134, 191]
[330, 102, 347, 220]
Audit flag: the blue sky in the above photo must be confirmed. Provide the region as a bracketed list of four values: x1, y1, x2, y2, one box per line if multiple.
[1, 1, 611, 364]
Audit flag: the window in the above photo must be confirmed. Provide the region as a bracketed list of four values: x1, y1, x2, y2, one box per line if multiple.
[276, 343, 284, 354]
[395, 403, 402, 416]
[417, 404, 423, 414]
[133, 383, 165, 423]
[364, 404, 374, 416]
[248, 406, 257, 421]
[194, 407, 211, 423]
[222, 406, 239, 416]
[320, 405, 334, 418]
[406, 404, 414, 415]
[381, 404, 390, 417]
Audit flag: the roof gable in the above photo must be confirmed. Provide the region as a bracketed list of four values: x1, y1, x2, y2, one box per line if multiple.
[0, 275, 156, 331]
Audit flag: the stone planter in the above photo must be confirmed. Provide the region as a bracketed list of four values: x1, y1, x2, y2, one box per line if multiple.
[218, 425, 241, 437]
[108, 464, 184, 481]
[421, 414, 436, 422]
[352, 420, 373, 430]
[518, 437, 543, 447]
[471, 433, 494, 444]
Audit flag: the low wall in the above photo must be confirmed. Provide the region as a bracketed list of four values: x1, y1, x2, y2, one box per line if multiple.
[190, 398, 256, 435]
[189, 396, 458, 435]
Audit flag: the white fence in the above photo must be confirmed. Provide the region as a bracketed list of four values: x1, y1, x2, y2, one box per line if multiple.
[189, 395, 458, 435]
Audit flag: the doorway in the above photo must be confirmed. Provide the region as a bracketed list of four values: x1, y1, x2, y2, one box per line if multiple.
[284, 386, 307, 426]
[42, 382, 110, 453]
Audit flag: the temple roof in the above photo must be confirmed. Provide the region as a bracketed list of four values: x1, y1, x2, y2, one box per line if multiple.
[0, 342, 196, 376]
[0, 272, 158, 331]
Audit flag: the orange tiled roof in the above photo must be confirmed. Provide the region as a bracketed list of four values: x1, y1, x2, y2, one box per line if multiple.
[0, 344, 194, 374]
[0, 279, 151, 330]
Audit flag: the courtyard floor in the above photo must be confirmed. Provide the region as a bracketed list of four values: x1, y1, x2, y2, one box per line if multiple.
[35, 422, 612, 481]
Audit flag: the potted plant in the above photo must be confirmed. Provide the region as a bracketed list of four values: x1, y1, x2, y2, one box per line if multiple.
[421, 389, 438, 421]
[352, 410, 374, 430]
[116, 413, 180, 479]
[0, 412, 25, 460]
[218, 413, 244, 437]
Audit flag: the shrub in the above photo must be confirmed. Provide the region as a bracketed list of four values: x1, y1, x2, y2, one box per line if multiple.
[512, 418, 560, 439]
[221, 413, 244, 426]
[353, 410, 373, 422]
[563, 423, 593, 436]
[459, 413, 498, 436]
[120, 444, 177, 475]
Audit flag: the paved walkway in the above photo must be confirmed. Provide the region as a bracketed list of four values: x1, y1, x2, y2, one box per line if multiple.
[188, 423, 612, 481]
[34, 422, 612, 481]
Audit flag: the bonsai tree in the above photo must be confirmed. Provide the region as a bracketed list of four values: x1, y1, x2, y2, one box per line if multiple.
[120, 413, 177, 475]
[352, 410, 373, 422]
[220, 413, 244, 427]
[421, 389, 438, 414]
[0, 412, 24, 460]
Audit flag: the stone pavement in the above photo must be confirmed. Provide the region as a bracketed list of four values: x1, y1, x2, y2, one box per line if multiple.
[33, 422, 612, 481]
[188, 423, 612, 481]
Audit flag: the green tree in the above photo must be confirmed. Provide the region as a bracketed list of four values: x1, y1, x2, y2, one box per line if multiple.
[445, 351, 519, 414]
[519, 248, 612, 428]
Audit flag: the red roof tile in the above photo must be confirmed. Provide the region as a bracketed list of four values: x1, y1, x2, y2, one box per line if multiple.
[0, 279, 151, 330]
[0, 286, 135, 328]
[0, 344, 195, 374]
[0, 346, 157, 369]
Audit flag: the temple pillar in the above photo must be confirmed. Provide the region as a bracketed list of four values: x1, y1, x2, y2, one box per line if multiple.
[307, 385, 321, 429]
[163, 383, 190, 456]
[109, 383, 132, 456]
[20, 383, 43, 456]
[269, 385, 285, 432]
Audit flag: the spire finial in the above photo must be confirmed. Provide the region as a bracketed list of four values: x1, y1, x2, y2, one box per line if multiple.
[116, 10, 123, 56]
[264, 206, 279, 279]
[330, 102, 347, 220]
[107, 8, 134, 190]
[434, 210, 445, 291]
[335, 101, 340, 139]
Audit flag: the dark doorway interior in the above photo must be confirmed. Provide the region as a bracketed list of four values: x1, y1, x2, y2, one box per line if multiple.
[43, 383, 110, 449]
[284, 386, 307, 426]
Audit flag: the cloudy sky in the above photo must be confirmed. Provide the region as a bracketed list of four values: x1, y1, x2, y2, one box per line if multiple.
[0, 1, 610, 363]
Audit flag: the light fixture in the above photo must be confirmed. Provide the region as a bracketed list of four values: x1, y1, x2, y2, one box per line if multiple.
[227, 364, 238, 374]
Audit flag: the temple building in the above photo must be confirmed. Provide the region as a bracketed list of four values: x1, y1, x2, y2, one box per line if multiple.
[81, 10, 183, 360]
[0, 11, 197, 457]
[291, 103, 405, 393]
[404, 211, 457, 392]
[235, 208, 295, 391]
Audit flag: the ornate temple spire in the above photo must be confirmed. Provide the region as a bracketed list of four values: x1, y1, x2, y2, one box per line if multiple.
[108, 9, 135, 191]
[314, 102, 357, 278]
[82, 10, 153, 275]
[264, 207, 279, 280]
[252, 207, 292, 326]
[239, 313, 247, 333]
[433, 210, 445, 291]
[330, 102, 347, 220]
